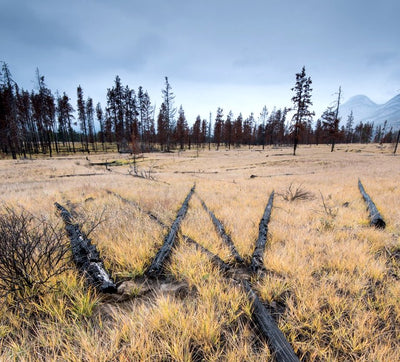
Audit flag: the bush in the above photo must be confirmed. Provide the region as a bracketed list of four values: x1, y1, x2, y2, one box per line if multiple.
[0, 206, 70, 305]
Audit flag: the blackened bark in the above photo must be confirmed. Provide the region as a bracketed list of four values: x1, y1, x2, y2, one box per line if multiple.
[145, 184, 195, 278]
[184, 238, 298, 361]
[55, 202, 117, 293]
[198, 196, 244, 264]
[251, 191, 274, 272]
[358, 180, 386, 229]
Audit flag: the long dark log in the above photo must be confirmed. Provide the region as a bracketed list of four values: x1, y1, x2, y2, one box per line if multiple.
[251, 191, 275, 272]
[145, 184, 196, 278]
[241, 280, 299, 362]
[183, 235, 230, 273]
[197, 196, 244, 264]
[358, 180, 386, 229]
[106, 190, 228, 272]
[184, 238, 298, 361]
[54, 202, 117, 293]
[106, 190, 168, 228]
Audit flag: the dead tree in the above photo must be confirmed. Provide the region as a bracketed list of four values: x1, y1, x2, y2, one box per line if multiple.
[145, 184, 195, 278]
[358, 180, 386, 229]
[251, 191, 274, 272]
[198, 196, 244, 264]
[55, 202, 117, 293]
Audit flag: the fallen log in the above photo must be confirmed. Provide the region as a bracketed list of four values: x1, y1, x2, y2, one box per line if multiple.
[198, 196, 244, 264]
[145, 184, 196, 278]
[184, 238, 298, 361]
[241, 280, 299, 362]
[106, 190, 169, 228]
[54, 202, 117, 293]
[251, 191, 275, 272]
[183, 235, 230, 273]
[358, 180, 386, 229]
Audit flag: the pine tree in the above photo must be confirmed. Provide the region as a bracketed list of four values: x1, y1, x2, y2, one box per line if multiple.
[259, 106, 268, 149]
[223, 111, 233, 149]
[77, 85, 88, 152]
[56, 92, 75, 152]
[176, 105, 188, 150]
[321, 106, 339, 151]
[290, 66, 314, 155]
[192, 116, 201, 148]
[0, 62, 18, 159]
[213, 107, 223, 150]
[96, 102, 105, 151]
[86, 97, 96, 151]
[243, 113, 254, 148]
[157, 102, 168, 151]
[161, 77, 176, 152]
[345, 111, 354, 143]
[233, 113, 243, 147]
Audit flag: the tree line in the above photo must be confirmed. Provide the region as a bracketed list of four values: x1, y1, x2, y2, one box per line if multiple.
[0, 62, 397, 159]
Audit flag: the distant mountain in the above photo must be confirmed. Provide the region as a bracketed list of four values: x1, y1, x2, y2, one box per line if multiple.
[339, 94, 400, 129]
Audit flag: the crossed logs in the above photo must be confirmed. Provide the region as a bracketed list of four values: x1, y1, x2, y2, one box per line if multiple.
[55, 179, 385, 362]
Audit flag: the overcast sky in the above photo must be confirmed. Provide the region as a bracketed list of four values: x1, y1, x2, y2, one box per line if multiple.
[1, 0, 400, 123]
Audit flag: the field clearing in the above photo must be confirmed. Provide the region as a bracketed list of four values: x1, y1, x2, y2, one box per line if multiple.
[0, 144, 399, 361]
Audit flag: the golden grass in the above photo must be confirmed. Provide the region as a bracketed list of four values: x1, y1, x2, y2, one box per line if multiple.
[0, 143, 399, 360]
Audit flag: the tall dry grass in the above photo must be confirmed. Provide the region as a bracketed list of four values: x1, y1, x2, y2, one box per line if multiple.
[0, 143, 399, 360]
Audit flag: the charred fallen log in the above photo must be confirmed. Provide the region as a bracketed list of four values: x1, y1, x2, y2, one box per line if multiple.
[183, 235, 230, 273]
[358, 180, 386, 229]
[251, 191, 275, 272]
[184, 238, 298, 361]
[145, 184, 196, 278]
[106, 190, 168, 228]
[198, 196, 244, 264]
[54, 202, 117, 293]
[241, 280, 299, 362]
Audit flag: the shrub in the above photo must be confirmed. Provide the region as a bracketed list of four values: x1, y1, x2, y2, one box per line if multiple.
[0, 206, 70, 305]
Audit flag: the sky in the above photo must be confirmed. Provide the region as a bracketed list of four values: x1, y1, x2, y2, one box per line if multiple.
[1, 0, 400, 124]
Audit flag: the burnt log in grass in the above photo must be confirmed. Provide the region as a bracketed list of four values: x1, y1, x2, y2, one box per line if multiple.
[358, 179, 386, 229]
[106, 190, 168, 228]
[55, 202, 117, 293]
[251, 191, 274, 272]
[197, 196, 244, 264]
[145, 184, 196, 278]
[184, 238, 298, 361]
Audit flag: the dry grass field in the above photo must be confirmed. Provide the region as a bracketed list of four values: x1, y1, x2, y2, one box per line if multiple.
[0, 143, 399, 361]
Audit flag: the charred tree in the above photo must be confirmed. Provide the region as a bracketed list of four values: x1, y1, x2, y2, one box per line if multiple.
[198, 196, 244, 264]
[358, 180, 386, 229]
[55, 202, 117, 293]
[184, 235, 298, 361]
[251, 191, 274, 272]
[145, 184, 195, 278]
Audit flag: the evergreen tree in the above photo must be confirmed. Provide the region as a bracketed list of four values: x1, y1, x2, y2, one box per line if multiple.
[176, 105, 188, 150]
[345, 111, 354, 143]
[157, 102, 168, 151]
[223, 111, 233, 149]
[77, 85, 88, 152]
[161, 77, 176, 152]
[243, 113, 254, 148]
[233, 113, 243, 147]
[259, 106, 268, 149]
[213, 107, 223, 150]
[192, 115, 201, 148]
[0, 62, 18, 158]
[96, 102, 105, 150]
[290, 66, 314, 155]
[321, 106, 339, 151]
[86, 97, 95, 150]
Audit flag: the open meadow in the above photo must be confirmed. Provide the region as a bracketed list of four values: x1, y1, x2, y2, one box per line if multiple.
[0, 143, 399, 361]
